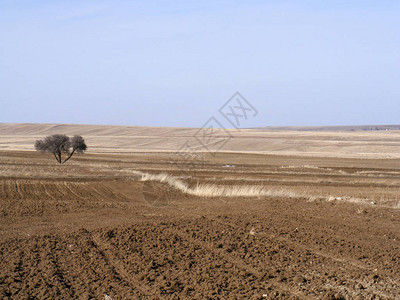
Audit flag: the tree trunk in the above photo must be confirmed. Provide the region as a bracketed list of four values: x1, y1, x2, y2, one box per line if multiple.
[53, 152, 59, 163]
[62, 149, 76, 164]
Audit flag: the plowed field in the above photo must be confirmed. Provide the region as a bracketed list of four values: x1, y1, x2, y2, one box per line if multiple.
[1, 151, 399, 299]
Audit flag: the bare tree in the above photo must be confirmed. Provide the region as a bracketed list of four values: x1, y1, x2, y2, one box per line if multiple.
[34, 134, 87, 164]
[63, 135, 87, 164]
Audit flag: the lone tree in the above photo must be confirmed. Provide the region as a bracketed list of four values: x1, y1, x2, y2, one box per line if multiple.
[35, 134, 87, 164]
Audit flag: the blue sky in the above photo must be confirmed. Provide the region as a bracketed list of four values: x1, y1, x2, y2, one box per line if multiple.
[1, 0, 399, 127]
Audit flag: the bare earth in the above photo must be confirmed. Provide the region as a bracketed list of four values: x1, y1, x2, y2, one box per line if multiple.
[0, 124, 399, 299]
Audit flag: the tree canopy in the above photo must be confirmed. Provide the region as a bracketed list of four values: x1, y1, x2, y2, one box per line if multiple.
[34, 134, 87, 164]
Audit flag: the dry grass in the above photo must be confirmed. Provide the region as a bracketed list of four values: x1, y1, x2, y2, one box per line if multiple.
[139, 172, 392, 209]
[140, 172, 295, 198]
[139, 172, 400, 209]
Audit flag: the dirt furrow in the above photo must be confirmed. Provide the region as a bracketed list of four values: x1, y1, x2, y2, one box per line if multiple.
[90, 233, 152, 298]
[40, 181, 56, 200]
[161, 226, 309, 299]
[62, 182, 85, 200]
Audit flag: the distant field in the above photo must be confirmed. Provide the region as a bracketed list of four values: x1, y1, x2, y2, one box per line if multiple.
[256, 125, 400, 131]
[1, 123, 400, 158]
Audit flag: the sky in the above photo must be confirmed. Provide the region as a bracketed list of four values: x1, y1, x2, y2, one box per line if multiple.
[1, 0, 399, 128]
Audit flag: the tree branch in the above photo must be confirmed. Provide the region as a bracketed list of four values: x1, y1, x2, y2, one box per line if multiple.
[57, 151, 62, 164]
[62, 148, 76, 164]
[53, 152, 59, 163]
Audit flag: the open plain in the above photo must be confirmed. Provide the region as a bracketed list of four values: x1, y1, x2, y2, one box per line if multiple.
[0, 124, 399, 299]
